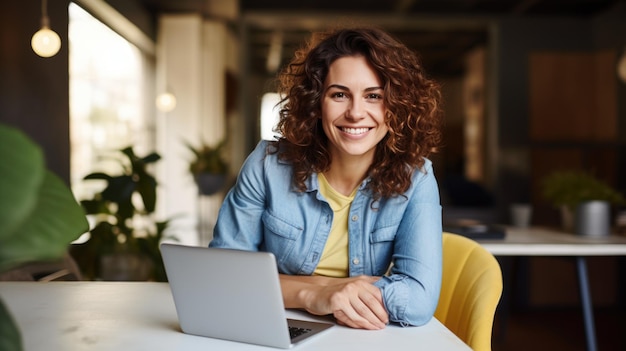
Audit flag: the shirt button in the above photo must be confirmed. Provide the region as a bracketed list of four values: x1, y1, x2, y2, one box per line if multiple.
[352, 258, 360, 265]
[351, 215, 358, 222]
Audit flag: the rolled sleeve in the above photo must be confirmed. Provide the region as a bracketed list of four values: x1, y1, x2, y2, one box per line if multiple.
[374, 165, 442, 326]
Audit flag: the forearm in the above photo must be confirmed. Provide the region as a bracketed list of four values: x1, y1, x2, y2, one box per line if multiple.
[279, 274, 346, 309]
[279, 274, 314, 310]
[278, 274, 388, 330]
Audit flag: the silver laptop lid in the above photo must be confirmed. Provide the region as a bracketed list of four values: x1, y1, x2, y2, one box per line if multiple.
[160, 243, 332, 349]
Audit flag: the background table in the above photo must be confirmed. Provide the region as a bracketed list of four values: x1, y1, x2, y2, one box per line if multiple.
[477, 226, 626, 351]
[0, 281, 471, 351]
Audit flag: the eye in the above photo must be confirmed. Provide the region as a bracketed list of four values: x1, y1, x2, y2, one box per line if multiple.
[331, 92, 347, 99]
[366, 93, 383, 100]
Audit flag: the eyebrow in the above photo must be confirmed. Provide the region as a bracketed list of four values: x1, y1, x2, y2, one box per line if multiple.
[326, 84, 384, 92]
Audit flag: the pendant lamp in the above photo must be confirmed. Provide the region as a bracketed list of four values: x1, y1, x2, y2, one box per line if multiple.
[31, 0, 61, 57]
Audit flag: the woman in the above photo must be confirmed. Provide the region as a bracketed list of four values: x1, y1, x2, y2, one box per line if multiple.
[210, 27, 443, 330]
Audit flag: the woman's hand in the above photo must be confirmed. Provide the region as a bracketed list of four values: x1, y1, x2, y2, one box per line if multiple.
[280, 275, 389, 330]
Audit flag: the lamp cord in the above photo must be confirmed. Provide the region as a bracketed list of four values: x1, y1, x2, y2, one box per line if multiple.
[40, 0, 50, 28]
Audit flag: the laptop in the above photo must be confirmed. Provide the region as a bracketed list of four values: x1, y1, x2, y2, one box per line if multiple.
[160, 243, 334, 349]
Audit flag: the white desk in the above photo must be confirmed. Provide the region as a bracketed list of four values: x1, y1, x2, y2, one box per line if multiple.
[477, 227, 626, 351]
[0, 282, 471, 351]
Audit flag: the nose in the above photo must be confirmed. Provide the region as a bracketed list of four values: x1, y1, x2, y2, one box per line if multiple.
[346, 98, 366, 120]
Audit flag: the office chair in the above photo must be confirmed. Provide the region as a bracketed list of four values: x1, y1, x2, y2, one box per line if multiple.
[434, 232, 503, 351]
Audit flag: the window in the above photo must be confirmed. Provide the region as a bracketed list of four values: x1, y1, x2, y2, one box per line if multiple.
[260, 92, 282, 140]
[68, 3, 154, 200]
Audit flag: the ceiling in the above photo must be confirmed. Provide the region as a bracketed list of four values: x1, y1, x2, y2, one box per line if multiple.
[140, 0, 626, 77]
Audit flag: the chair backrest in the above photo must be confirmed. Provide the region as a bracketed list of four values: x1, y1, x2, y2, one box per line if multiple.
[434, 232, 503, 351]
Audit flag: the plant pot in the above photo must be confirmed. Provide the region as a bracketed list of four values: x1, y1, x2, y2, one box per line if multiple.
[194, 173, 227, 195]
[575, 200, 611, 237]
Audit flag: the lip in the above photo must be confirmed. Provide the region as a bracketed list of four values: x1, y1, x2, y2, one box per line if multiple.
[338, 126, 372, 137]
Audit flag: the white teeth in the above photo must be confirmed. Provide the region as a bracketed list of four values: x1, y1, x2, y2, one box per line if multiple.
[341, 127, 369, 135]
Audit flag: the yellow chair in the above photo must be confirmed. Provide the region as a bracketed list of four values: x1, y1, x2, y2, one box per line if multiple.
[434, 232, 503, 351]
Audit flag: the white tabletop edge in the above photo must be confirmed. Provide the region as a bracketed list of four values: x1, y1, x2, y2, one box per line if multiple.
[476, 226, 626, 256]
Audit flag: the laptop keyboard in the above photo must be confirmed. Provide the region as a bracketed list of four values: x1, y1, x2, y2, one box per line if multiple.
[289, 326, 312, 339]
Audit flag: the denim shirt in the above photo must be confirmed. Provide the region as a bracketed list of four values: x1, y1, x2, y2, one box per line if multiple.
[210, 140, 442, 326]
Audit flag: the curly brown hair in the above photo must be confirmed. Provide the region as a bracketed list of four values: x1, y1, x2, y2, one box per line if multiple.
[272, 26, 443, 200]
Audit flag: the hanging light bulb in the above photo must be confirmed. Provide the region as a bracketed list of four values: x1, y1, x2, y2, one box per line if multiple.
[31, 0, 61, 58]
[156, 92, 177, 112]
[32, 27, 61, 57]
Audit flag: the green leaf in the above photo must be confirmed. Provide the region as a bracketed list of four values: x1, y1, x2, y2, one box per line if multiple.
[0, 170, 89, 271]
[0, 123, 88, 351]
[137, 174, 157, 212]
[101, 175, 135, 203]
[83, 172, 113, 181]
[80, 198, 110, 215]
[142, 152, 161, 164]
[0, 299, 22, 351]
[120, 146, 136, 160]
[0, 124, 44, 243]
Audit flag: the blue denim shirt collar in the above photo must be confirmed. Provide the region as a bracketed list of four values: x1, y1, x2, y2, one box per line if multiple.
[303, 168, 372, 197]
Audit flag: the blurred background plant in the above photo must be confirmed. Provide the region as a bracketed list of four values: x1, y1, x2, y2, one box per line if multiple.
[541, 170, 626, 231]
[186, 138, 228, 176]
[70, 146, 176, 282]
[185, 138, 229, 195]
[541, 170, 625, 210]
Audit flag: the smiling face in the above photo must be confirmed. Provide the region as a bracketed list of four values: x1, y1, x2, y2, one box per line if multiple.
[321, 55, 389, 164]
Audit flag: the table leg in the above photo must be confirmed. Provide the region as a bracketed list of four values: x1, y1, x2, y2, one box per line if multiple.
[576, 257, 597, 351]
[494, 256, 512, 341]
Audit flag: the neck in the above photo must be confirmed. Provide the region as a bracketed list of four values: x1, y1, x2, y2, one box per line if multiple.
[323, 153, 372, 196]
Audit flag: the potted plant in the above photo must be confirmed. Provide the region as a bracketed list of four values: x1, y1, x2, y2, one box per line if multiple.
[185, 138, 229, 195]
[0, 123, 89, 351]
[70, 146, 175, 281]
[541, 170, 625, 232]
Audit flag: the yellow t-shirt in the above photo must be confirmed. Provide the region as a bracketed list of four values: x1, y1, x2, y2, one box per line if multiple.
[313, 173, 357, 277]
